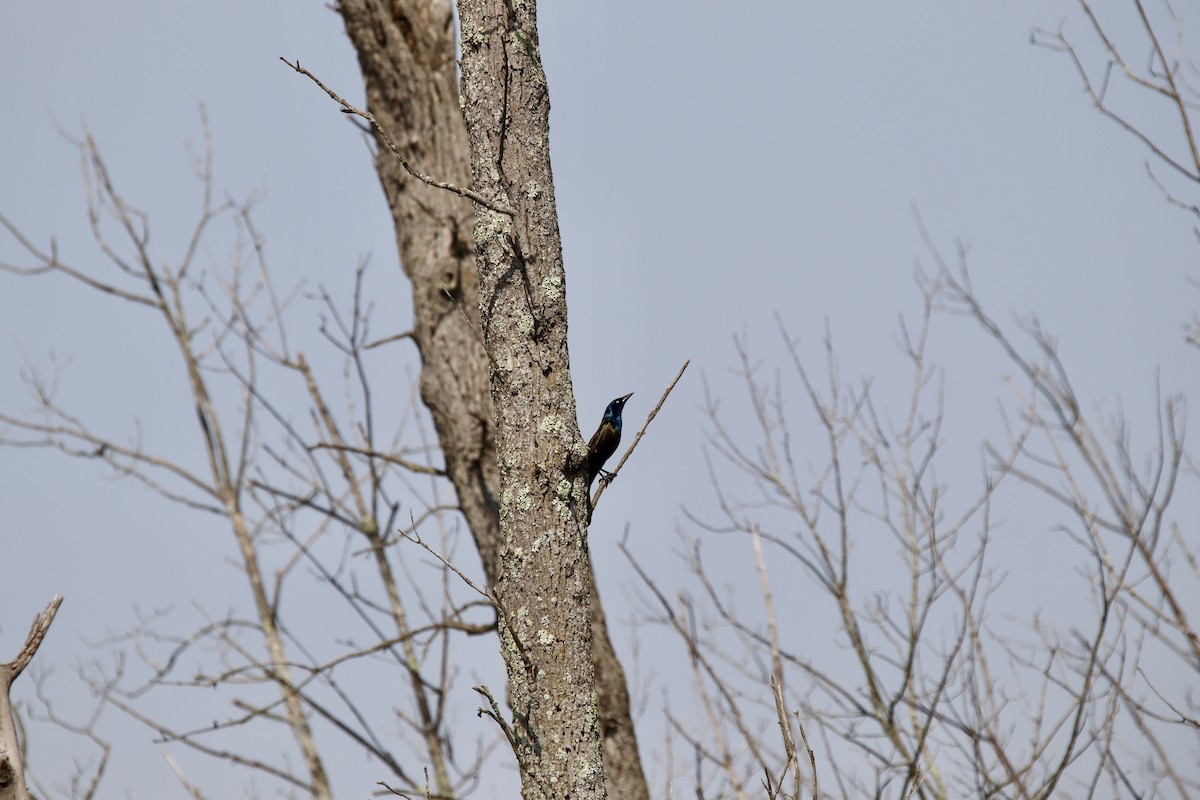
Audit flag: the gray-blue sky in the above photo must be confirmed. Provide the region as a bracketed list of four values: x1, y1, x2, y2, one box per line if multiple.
[2, 1, 1197, 796]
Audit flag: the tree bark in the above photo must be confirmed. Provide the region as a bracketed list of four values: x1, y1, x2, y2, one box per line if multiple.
[454, 2, 605, 796]
[339, 0, 501, 578]
[337, 3, 648, 798]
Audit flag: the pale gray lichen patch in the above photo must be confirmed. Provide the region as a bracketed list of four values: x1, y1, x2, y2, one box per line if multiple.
[480, 212, 512, 241]
[541, 273, 563, 301]
[551, 496, 571, 521]
[525, 180, 541, 199]
[460, 23, 484, 48]
[575, 758, 598, 782]
[555, 479, 572, 500]
[518, 311, 535, 336]
[536, 628, 555, 646]
[540, 414, 563, 435]
[509, 29, 531, 52]
[506, 546, 527, 582]
[516, 486, 533, 513]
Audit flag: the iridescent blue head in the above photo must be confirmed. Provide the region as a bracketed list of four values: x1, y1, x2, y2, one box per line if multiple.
[603, 392, 634, 432]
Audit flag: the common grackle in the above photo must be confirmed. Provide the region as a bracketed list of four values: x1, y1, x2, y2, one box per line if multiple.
[586, 392, 633, 484]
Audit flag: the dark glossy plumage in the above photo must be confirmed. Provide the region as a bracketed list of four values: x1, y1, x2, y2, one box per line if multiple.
[586, 392, 633, 484]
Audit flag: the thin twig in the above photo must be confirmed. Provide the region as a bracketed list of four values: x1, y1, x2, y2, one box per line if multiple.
[591, 359, 689, 512]
[364, 330, 415, 350]
[280, 58, 515, 216]
[161, 749, 206, 800]
[398, 530, 491, 602]
[795, 711, 818, 800]
[473, 685, 519, 755]
[306, 441, 445, 476]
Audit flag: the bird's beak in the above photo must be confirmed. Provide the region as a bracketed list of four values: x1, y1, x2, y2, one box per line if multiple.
[619, 392, 634, 404]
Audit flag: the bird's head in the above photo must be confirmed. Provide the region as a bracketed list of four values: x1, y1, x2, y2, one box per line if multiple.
[604, 392, 634, 422]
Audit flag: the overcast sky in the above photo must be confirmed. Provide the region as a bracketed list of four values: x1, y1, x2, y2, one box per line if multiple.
[2, 1, 1197, 797]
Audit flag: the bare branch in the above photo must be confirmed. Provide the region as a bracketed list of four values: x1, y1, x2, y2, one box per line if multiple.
[591, 359, 689, 512]
[279, 58, 515, 216]
[4, 597, 63, 681]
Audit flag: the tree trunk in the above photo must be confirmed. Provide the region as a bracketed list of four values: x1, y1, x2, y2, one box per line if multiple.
[339, 0, 501, 578]
[337, 3, 648, 798]
[453, 2, 605, 796]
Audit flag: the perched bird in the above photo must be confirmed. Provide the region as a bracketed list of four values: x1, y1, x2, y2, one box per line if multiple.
[586, 392, 633, 485]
